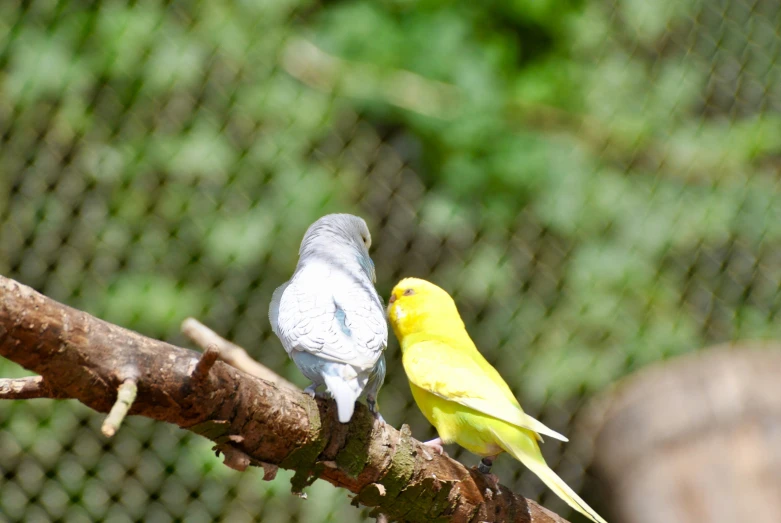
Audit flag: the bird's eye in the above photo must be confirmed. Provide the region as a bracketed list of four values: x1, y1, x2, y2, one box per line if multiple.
[403, 288, 415, 296]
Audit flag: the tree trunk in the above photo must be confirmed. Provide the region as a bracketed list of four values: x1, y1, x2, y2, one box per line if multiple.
[590, 346, 781, 523]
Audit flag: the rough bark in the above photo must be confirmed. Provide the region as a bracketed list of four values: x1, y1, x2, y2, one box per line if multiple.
[0, 274, 568, 523]
[587, 345, 781, 523]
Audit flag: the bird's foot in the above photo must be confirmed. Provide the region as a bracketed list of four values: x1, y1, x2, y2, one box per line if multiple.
[367, 398, 385, 424]
[304, 384, 324, 398]
[477, 456, 493, 474]
[478, 456, 499, 487]
[483, 472, 500, 487]
[423, 437, 447, 457]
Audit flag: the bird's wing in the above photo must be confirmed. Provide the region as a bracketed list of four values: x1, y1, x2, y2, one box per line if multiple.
[403, 340, 568, 442]
[268, 280, 289, 338]
[365, 353, 386, 400]
[331, 274, 388, 358]
[276, 267, 387, 369]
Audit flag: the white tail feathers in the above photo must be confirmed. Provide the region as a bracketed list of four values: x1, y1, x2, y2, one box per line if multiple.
[491, 428, 608, 523]
[323, 373, 362, 423]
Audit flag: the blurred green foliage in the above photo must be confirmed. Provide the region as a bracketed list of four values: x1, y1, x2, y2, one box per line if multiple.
[1, 0, 781, 521]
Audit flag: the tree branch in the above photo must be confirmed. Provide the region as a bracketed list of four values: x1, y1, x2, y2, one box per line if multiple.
[0, 274, 569, 523]
[0, 375, 68, 399]
[181, 317, 297, 390]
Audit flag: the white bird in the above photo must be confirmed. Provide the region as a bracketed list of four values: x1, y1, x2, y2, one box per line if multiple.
[269, 214, 388, 423]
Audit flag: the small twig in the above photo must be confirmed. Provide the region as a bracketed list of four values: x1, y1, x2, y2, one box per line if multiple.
[192, 345, 220, 381]
[181, 318, 298, 390]
[101, 379, 138, 437]
[280, 38, 459, 119]
[0, 375, 67, 400]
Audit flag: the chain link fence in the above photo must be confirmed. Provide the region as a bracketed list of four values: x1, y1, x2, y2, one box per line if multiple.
[1, 1, 780, 521]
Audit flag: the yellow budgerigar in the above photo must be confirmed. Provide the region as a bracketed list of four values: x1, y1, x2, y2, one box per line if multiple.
[387, 277, 607, 523]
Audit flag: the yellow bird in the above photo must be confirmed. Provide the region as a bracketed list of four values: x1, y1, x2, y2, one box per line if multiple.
[387, 277, 607, 523]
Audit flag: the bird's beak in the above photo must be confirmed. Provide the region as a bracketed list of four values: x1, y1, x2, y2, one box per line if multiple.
[388, 294, 397, 304]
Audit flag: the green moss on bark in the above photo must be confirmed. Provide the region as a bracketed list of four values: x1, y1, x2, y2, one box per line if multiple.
[279, 395, 328, 478]
[379, 423, 416, 500]
[334, 409, 375, 477]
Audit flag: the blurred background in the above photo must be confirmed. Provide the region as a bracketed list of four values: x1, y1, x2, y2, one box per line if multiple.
[1, 1, 780, 522]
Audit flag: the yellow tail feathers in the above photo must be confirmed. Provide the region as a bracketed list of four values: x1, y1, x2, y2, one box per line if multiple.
[490, 427, 608, 523]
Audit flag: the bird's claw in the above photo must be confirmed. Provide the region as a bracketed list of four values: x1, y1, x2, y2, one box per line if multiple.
[367, 399, 385, 424]
[304, 383, 318, 399]
[478, 457, 499, 487]
[483, 473, 500, 487]
[423, 437, 447, 457]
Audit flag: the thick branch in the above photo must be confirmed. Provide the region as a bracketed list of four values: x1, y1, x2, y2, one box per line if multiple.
[0, 275, 568, 523]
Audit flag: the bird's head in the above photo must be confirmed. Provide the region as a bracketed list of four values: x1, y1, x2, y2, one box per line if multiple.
[299, 213, 376, 281]
[387, 277, 463, 342]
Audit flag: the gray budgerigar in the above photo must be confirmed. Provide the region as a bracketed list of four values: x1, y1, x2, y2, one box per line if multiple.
[269, 214, 388, 423]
